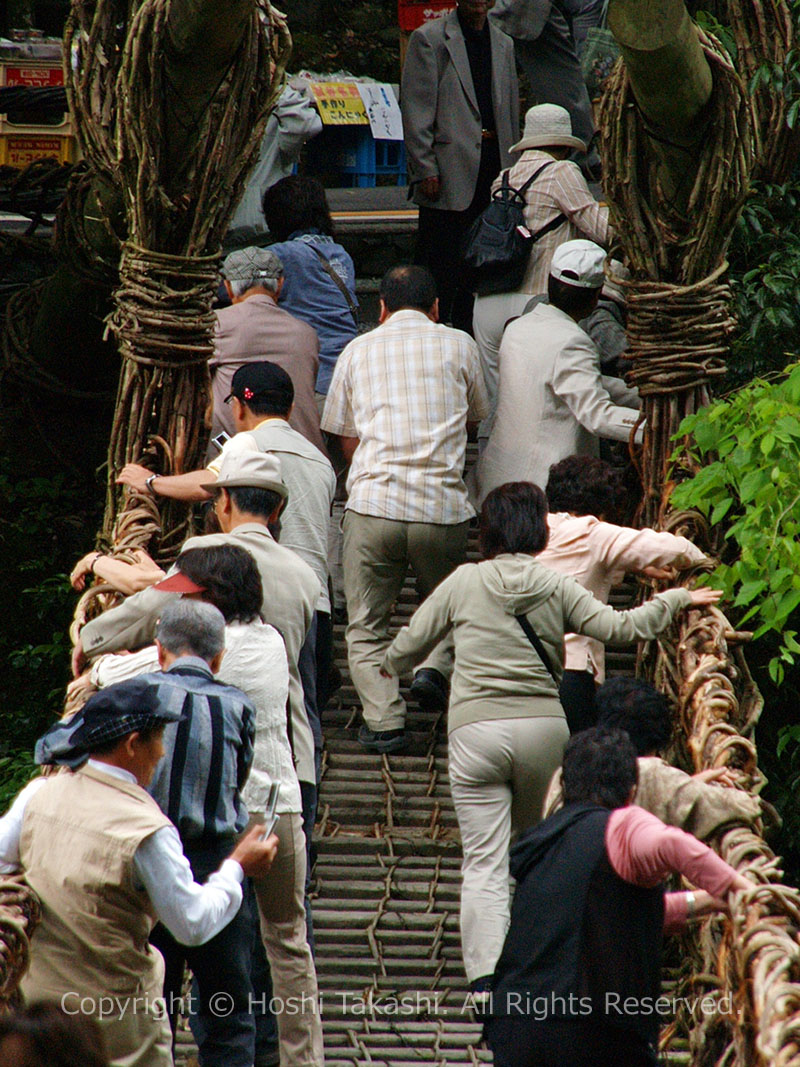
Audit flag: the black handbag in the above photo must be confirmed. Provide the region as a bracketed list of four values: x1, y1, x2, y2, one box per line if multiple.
[462, 162, 566, 296]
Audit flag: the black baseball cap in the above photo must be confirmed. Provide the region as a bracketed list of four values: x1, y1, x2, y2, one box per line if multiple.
[224, 362, 295, 406]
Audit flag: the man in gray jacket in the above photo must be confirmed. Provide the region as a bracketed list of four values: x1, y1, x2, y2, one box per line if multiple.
[401, 0, 519, 331]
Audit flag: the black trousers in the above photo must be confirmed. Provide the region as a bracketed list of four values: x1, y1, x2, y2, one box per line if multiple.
[415, 140, 500, 334]
[559, 668, 598, 734]
[486, 1016, 659, 1067]
[149, 839, 256, 1067]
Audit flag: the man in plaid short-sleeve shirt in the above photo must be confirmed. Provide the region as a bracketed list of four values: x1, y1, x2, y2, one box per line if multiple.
[322, 265, 489, 752]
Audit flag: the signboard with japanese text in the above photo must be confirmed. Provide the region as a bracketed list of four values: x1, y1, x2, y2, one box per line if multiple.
[311, 82, 369, 126]
[1, 63, 64, 87]
[357, 83, 403, 140]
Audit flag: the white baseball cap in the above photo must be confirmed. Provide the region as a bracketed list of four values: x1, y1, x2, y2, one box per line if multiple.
[549, 240, 607, 289]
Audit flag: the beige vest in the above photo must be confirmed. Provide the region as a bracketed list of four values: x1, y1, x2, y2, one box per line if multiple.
[20, 764, 171, 1001]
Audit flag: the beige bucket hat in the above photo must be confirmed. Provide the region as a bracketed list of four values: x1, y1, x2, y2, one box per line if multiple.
[509, 103, 587, 154]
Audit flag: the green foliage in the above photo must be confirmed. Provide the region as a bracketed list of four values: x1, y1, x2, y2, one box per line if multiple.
[694, 10, 738, 61]
[0, 752, 37, 816]
[291, 0, 400, 82]
[671, 362, 800, 683]
[0, 461, 100, 811]
[726, 181, 800, 385]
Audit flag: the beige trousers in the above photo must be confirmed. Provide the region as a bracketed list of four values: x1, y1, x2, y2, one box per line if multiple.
[448, 715, 570, 983]
[25, 952, 173, 1067]
[342, 510, 470, 730]
[250, 812, 324, 1066]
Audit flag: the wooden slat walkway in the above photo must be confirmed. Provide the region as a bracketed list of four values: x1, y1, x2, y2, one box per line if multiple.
[177, 479, 689, 1065]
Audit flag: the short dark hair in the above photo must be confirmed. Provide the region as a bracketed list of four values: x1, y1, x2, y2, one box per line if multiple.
[548, 275, 600, 319]
[546, 455, 626, 520]
[225, 486, 284, 521]
[91, 721, 165, 757]
[380, 265, 437, 313]
[479, 482, 549, 559]
[174, 544, 263, 624]
[596, 677, 672, 756]
[246, 392, 293, 418]
[562, 726, 638, 809]
[0, 1003, 108, 1067]
[262, 176, 334, 242]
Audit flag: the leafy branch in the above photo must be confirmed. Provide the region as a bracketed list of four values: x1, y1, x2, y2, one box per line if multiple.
[671, 362, 800, 683]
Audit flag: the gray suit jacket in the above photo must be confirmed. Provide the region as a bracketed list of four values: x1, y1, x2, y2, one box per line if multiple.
[489, 0, 552, 42]
[401, 11, 519, 211]
[80, 524, 321, 786]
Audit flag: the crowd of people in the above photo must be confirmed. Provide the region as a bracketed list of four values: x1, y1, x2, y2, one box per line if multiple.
[0, 3, 761, 1065]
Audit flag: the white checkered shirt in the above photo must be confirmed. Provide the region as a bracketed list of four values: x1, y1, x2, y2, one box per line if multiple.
[321, 310, 489, 524]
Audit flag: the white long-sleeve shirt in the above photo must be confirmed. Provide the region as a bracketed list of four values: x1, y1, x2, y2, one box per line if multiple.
[0, 762, 243, 947]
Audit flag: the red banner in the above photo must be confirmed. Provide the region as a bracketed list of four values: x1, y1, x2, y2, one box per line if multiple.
[398, 1, 455, 31]
[2, 64, 64, 88]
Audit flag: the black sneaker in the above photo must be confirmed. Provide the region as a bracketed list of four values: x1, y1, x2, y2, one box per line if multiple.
[358, 724, 407, 753]
[409, 667, 449, 712]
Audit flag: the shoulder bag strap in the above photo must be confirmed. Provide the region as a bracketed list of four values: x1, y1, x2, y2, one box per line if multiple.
[504, 163, 568, 235]
[515, 612, 560, 687]
[309, 244, 359, 326]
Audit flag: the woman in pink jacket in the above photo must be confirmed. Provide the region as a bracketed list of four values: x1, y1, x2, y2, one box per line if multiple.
[539, 455, 707, 732]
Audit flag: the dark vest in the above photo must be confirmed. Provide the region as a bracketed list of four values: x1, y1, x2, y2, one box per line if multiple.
[492, 805, 665, 1044]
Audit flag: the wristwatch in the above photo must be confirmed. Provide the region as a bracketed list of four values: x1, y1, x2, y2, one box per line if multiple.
[145, 474, 158, 494]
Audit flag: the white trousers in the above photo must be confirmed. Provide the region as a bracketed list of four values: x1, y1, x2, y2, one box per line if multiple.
[448, 715, 570, 983]
[472, 290, 533, 442]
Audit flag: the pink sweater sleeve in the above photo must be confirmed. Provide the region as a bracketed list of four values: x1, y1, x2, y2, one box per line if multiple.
[606, 806, 739, 932]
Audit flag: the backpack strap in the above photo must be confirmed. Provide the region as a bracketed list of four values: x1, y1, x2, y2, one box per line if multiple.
[531, 210, 567, 242]
[515, 612, 560, 687]
[493, 160, 557, 206]
[514, 160, 558, 198]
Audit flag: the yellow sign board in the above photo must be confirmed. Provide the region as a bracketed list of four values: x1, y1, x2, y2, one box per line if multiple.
[311, 82, 369, 126]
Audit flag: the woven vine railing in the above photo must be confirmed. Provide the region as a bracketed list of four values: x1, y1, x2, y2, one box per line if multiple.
[0, 878, 42, 1012]
[600, 0, 800, 1061]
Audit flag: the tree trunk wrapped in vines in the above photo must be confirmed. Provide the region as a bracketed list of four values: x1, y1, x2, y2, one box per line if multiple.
[65, 0, 291, 558]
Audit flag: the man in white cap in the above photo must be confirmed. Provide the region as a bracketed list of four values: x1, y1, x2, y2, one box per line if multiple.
[472, 103, 611, 440]
[472, 239, 641, 501]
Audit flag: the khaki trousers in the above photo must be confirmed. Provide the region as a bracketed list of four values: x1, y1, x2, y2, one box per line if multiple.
[342, 511, 470, 730]
[448, 715, 570, 982]
[250, 812, 324, 1066]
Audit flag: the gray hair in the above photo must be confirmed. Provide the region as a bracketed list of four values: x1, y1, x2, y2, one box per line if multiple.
[156, 599, 225, 664]
[223, 247, 283, 298]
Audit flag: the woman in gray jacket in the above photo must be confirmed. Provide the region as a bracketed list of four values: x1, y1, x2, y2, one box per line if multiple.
[381, 482, 721, 996]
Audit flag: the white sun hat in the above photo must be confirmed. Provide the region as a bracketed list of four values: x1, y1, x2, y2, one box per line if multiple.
[550, 239, 607, 289]
[509, 103, 587, 154]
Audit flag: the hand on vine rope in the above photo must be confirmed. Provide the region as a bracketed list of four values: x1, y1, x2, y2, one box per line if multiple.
[686, 588, 723, 607]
